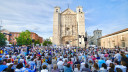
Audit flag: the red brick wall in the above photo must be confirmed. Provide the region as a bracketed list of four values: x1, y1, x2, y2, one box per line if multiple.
[9, 32, 43, 45]
[9, 32, 20, 45]
[38, 37, 43, 43]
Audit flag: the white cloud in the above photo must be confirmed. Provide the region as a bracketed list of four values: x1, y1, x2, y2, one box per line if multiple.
[0, 0, 70, 39]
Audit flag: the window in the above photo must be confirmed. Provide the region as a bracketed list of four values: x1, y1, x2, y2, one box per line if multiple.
[121, 35, 125, 41]
[113, 43, 115, 47]
[112, 37, 115, 42]
[56, 9, 58, 12]
[122, 42, 125, 47]
[66, 27, 70, 31]
[109, 42, 111, 47]
[91, 42, 93, 45]
[79, 9, 81, 12]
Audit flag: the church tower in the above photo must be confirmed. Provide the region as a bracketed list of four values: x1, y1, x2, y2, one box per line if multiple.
[53, 6, 61, 46]
[76, 6, 85, 47]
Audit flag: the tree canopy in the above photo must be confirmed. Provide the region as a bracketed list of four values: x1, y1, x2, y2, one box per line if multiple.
[0, 33, 7, 47]
[34, 40, 40, 45]
[43, 40, 52, 46]
[16, 30, 32, 46]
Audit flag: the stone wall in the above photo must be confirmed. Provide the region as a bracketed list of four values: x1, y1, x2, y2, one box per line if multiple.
[100, 30, 128, 48]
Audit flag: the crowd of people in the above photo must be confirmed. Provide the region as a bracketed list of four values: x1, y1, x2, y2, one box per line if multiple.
[0, 46, 128, 72]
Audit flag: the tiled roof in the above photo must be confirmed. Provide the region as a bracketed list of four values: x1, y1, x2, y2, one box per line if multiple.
[100, 28, 128, 38]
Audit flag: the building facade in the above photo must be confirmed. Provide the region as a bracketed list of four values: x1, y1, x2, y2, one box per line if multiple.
[100, 28, 128, 48]
[1, 29, 43, 45]
[53, 6, 85, 47]
[88, 29, 102, 46]
[49, 37, 53, 43]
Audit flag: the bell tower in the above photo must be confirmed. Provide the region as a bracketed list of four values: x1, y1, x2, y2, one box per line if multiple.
[76, 6, 85, 47]
[54, 6, 60, 13]
[53, 6, 61, 46]
[76, 6, 83, 13]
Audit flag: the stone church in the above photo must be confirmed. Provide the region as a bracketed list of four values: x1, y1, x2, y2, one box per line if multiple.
[53, 6, 85, 47]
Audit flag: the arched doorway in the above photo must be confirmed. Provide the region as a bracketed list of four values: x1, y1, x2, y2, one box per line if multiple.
[61, 36, 77, 47]
[66, 41, 69, 44]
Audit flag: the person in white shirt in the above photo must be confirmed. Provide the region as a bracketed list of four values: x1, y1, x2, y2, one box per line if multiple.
[6, 59, 13, 66]
[106, 57, 112, 67]
[12, 54, 17, 59]
[114, 51, 121, 62]
[107, 63, 115, 71]
[120, 61, 127, 72]
[114, 60, 122, 72]
[47, 60, 52, 72]
[57, 58, 64, 70]
[28, 58, 36, 70]
[22, 64, 35, 72]
[41, 65, 48, 72]
[100, 63, 107, 72]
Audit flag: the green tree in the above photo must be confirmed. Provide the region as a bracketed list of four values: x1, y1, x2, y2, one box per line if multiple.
[0, 33, 7, 47]
[43, 40, 52, 46]
[16, 30, 32, 46]
[34, 40, 40, 45]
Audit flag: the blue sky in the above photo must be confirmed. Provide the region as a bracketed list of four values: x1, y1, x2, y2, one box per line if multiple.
[0, 0, 128, 39]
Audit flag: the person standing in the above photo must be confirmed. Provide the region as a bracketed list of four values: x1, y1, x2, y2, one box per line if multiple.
[0, 60, 8, 71]
[114, 51, 121, 62]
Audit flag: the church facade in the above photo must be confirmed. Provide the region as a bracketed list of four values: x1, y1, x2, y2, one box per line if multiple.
[53, 6, 85, 47]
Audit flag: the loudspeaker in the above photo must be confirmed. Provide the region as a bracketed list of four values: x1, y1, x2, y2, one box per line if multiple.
[84, 37, 87, 41]
[79, 35, 81, 38]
